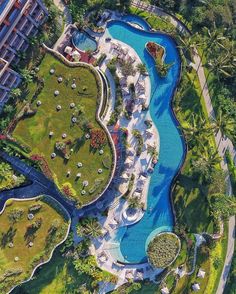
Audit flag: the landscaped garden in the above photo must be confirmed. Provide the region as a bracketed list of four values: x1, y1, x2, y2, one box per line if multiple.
[0, 196, 69, 293]
[13, 53, 113, 206]
[147, 233, 180, 269]
[0, 159, 26, 192]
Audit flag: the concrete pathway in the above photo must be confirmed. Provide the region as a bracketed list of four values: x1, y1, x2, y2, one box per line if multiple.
[131, 1, 235, 293]
[0, 152, 75, 215]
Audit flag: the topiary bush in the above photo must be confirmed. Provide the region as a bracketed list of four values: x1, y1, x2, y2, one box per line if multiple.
[147, 233, 180, 268]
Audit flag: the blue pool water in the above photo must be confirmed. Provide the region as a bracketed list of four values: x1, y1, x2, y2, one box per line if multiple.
[107, 20, 185, 263]
[72, 31, 97, 52]
[121, 14, 151, 31]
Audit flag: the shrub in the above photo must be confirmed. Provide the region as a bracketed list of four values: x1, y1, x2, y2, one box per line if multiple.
[147, 233, 180, 268]
[90, 128, 107, 149]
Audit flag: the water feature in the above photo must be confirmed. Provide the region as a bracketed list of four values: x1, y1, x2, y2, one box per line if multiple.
[121, 14, 151, 31]
[106, 19, 185, 263]
[72, 31, 97, 52]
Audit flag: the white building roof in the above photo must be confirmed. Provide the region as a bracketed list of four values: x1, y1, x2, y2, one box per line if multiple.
[197, 269, 206, 278]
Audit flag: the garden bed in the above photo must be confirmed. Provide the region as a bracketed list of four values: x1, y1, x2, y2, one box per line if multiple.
[147, 232, 180, 268]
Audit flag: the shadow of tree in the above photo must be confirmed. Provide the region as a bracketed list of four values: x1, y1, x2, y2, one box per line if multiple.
[1, 226, 17, 248]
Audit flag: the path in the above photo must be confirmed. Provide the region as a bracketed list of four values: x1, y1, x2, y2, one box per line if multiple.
[131, 1, 235, 293]
[0, 152, 75, 215]
[53, 0, 73, 51]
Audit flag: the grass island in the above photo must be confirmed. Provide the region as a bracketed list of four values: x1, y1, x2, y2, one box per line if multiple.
[0, 196, 70, 293]
[13, 53, 113, 206]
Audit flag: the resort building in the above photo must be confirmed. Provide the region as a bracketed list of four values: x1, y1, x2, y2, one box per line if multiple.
[0, 0, 48, 110]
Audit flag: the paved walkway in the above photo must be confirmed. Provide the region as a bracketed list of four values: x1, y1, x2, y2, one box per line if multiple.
[131, 1, 235, 293]
[0, 152, 75, 215]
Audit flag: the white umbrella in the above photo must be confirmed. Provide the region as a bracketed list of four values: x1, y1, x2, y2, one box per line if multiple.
[72, 50, 81, 60]
[64, 46, 73, 55]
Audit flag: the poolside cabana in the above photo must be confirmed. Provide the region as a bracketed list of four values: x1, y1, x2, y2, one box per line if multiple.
[146, 129, 153, 137]
[138, 94, 146, 101]
[127, 147, 135, 156]
[197, 269, 206, 279]
[125, 157, 133, 167]
[136, 271, 144, 280]
[161, 287, 170, 294]
[64, 46, 73, 55]
[125, 270, 134, 280]
[72, 50, 81, 61]
[121, 172, 130, 180]
[133, 191, 141, 198]
[192, 283, 200, 292]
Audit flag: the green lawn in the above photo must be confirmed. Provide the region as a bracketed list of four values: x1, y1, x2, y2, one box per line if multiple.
[12, 249, 93, 294]
[0, 197, 69, 293]
[173, 70, 215, 234]
[13, 53, 113, 205]
[129, 7, 176, 33]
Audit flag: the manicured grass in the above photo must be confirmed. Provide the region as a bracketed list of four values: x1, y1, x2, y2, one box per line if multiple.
[13, 53, 113, 205]
[12, 249, 93, 294]
[129, 7, 176, 33]
[0, 197, 69, 293]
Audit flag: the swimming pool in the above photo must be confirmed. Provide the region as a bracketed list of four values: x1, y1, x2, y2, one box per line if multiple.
[107, 20, 186, 263]
[72, 31, 97, 52]
[121, 14, 151, 31]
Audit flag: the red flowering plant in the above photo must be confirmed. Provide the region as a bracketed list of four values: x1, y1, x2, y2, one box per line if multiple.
[30, 154, 53, 179]
[90, 128, 107, 149]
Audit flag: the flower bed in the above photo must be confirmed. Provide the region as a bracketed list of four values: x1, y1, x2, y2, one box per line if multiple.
[147, 232, 180, 268]
[146, 41, 173, 78]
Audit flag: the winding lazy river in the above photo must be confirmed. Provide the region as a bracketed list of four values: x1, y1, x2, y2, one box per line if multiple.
[106, 19, 186, 263]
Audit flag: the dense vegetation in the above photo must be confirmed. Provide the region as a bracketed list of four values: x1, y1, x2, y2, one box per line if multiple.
[147, 233, 180, 268]
[0, 159, 26, 191]
[0, 197, 69, 293]
[146, 0, 236, 145]
[13, 233, 116, 294]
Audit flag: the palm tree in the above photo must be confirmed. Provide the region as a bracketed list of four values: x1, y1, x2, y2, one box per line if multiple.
[209, 193, 236, 220]
[181, 113, 213, 150]
[77, 217, 102, 238]
[136, 63, 147, 75]
[9, 88, 22, 100]
[20, 69, 34, 84]
[211, 109, 235, 147]
[177, 35, 195, 59]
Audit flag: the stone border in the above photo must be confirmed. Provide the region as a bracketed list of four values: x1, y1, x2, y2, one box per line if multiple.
[0, 195, 71, 294]
[42, 44, 117, 208]
[147, 232, 181, 269]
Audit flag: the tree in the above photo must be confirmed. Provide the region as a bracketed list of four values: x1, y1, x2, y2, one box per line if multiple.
[20, 69, 34, 84]
[136, 63, 147, 75]
[128, 196, 143, 209]
[77, 217, 102, 238]
[9, 88, 22, 100]
[211, 109, 235, 147]
[209, 193, 236, 220]
[181, 113, 213, 150]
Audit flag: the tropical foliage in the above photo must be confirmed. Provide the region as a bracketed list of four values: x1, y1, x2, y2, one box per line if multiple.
[76, 217, 102, 238]
[147, 233, 180, 268]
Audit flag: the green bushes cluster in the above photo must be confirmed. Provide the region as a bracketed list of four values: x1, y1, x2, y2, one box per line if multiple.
[147, 233, 180, 268]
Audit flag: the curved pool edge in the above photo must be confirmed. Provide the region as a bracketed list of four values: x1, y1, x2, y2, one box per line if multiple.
[106, 18, 187, 264]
